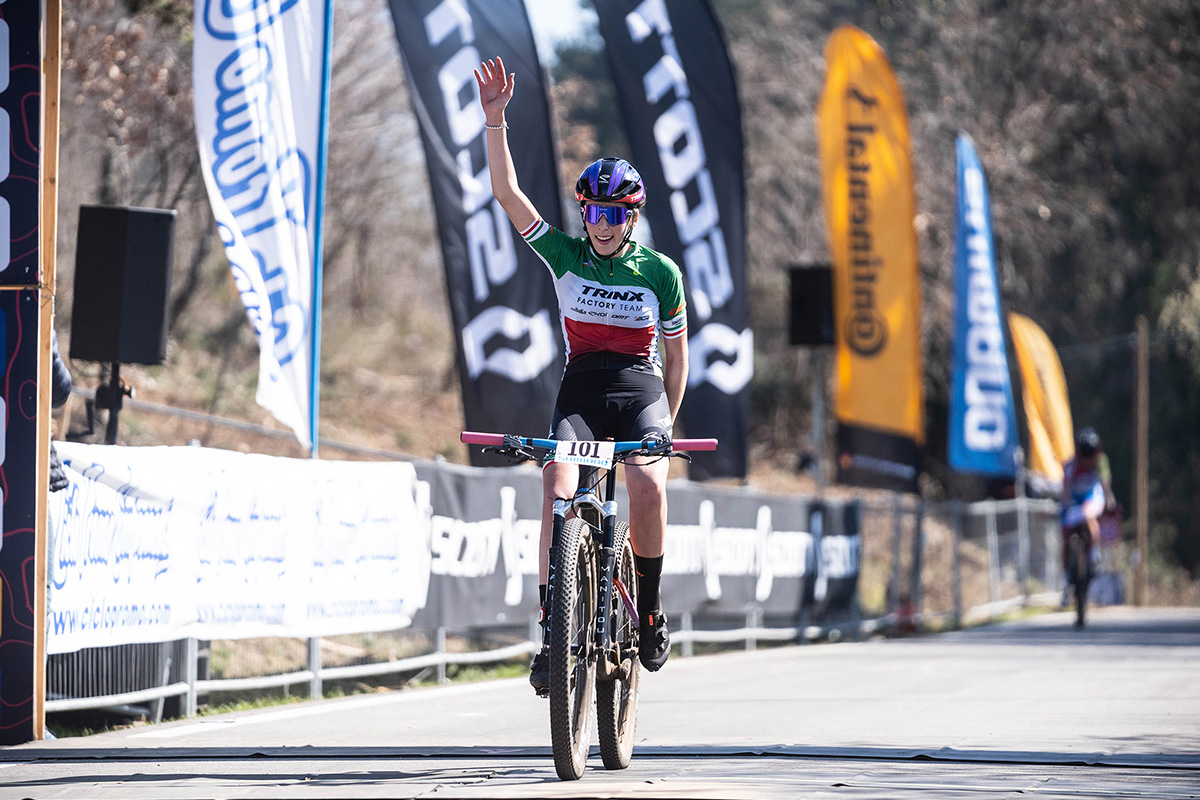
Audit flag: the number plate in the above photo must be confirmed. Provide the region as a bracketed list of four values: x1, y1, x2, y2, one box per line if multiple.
[554, 440, 615, 469]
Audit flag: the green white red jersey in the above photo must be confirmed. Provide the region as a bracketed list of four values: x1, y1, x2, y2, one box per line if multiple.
[521, 217, 687, 376]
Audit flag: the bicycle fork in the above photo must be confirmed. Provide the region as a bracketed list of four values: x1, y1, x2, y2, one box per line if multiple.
[594, 505, 627, 683]
[544, 496, 598, 664]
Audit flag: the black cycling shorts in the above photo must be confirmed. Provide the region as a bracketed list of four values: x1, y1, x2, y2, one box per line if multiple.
[549, 366, 672, 445]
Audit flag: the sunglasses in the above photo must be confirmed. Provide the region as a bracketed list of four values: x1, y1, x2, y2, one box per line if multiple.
[583, 204, 632, 226]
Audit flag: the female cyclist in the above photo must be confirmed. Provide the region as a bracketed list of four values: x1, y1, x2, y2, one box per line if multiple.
[474, 56, 688, 693]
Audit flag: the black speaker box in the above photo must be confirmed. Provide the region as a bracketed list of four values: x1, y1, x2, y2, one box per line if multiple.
[788, 265, 835, 346]
[71, 205, 176, 365]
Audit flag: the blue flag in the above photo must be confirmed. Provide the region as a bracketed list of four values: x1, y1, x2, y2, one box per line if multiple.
[949, 135, 1019, 478]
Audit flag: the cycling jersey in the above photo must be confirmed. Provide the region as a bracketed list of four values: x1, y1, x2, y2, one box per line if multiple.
[1061, 456, 1105, 529]
[520, 218, 687, 377]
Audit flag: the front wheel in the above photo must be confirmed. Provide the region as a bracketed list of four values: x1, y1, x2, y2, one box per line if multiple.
[597, 521, 640, 770]
[549, 518, 595, 781]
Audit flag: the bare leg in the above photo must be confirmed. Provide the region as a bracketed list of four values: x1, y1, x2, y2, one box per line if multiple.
[624, 456, 670, 559]
[625, 455, 672, 671]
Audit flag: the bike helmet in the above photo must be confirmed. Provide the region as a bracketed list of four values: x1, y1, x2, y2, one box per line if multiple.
[575, 157, 646, 208]
[1075, 427, 1101, 458]
[575, 158, 645, 258]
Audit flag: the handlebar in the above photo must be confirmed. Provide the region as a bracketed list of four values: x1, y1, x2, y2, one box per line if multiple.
[461, 431, 718, 463]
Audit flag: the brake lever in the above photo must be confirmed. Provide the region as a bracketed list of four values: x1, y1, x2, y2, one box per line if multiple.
[483, 444, 535, 464]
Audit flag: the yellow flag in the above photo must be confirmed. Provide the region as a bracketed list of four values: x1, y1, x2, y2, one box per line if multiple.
[1008, 312, 1074, 486]
[818, 25, 924, 492]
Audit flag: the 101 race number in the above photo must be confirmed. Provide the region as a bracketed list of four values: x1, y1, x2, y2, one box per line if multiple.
[554, 440, 616, 469]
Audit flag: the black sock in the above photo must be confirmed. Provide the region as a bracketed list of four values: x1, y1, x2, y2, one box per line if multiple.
[634, 554, 663, 620]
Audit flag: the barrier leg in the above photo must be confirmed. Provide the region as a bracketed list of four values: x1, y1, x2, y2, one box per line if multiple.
[308, 637, 322, 700]
[185, 638, 198, 717]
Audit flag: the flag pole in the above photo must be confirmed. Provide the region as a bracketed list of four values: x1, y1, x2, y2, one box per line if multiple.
[309, 0, 335, 458]
[1134, 315, 1149, 605]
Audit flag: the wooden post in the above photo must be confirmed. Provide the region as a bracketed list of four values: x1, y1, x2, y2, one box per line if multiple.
[34, 0, 64, 741]
[1134, 315, 1149, 606]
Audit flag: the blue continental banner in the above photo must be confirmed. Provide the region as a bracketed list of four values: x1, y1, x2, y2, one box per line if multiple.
[949, 134, 1018, 478]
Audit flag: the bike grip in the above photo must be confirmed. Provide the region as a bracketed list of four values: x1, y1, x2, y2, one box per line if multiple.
[460, 431, 506, 446]
[671, 438, 719, 451]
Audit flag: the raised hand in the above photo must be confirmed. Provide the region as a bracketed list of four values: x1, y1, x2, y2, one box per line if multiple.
[475, 56, 515, 125]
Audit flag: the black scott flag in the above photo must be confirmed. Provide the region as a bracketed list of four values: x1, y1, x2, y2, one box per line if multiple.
[594, 0, 751, 479]
[388, 0, 564, 459]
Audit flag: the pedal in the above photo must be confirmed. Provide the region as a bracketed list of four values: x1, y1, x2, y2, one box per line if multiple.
[535, 686, 550, 699]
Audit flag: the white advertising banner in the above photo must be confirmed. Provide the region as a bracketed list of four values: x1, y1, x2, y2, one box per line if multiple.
[45, 446, 861, 654]
[192, 0, 331, 447]
[47, 443, 428, 654]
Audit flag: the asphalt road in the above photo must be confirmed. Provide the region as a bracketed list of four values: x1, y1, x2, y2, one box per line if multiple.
[2, 606, 1198, 799]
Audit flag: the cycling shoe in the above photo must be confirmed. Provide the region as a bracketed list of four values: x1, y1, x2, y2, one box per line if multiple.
[639, 610, 670, 672]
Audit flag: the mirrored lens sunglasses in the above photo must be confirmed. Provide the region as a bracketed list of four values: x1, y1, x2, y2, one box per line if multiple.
[584, 204, 632, 226]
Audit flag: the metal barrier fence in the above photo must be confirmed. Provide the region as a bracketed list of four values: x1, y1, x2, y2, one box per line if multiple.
[46, 493, 1064, 722]
[855, 494, 1062, 626]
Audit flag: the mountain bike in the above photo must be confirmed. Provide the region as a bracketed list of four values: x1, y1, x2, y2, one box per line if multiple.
[1064, 524, 1093, 628]
[460, 431, 717, 780]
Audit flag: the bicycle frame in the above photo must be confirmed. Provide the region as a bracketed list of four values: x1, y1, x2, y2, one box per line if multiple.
[461, 432, 716, 676]
[461, 431, 716, 648]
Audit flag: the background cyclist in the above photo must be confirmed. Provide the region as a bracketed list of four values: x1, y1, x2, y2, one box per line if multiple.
[475, 57, 689, 693]
[1060, 427, 1116, 597]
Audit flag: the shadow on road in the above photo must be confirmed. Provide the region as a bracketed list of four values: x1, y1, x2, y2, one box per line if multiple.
[5, 742, 1198, 769]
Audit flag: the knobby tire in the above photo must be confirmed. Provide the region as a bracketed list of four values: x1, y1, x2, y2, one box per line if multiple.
[549, 518, 595, 781]
[596, 521, 640, 770]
